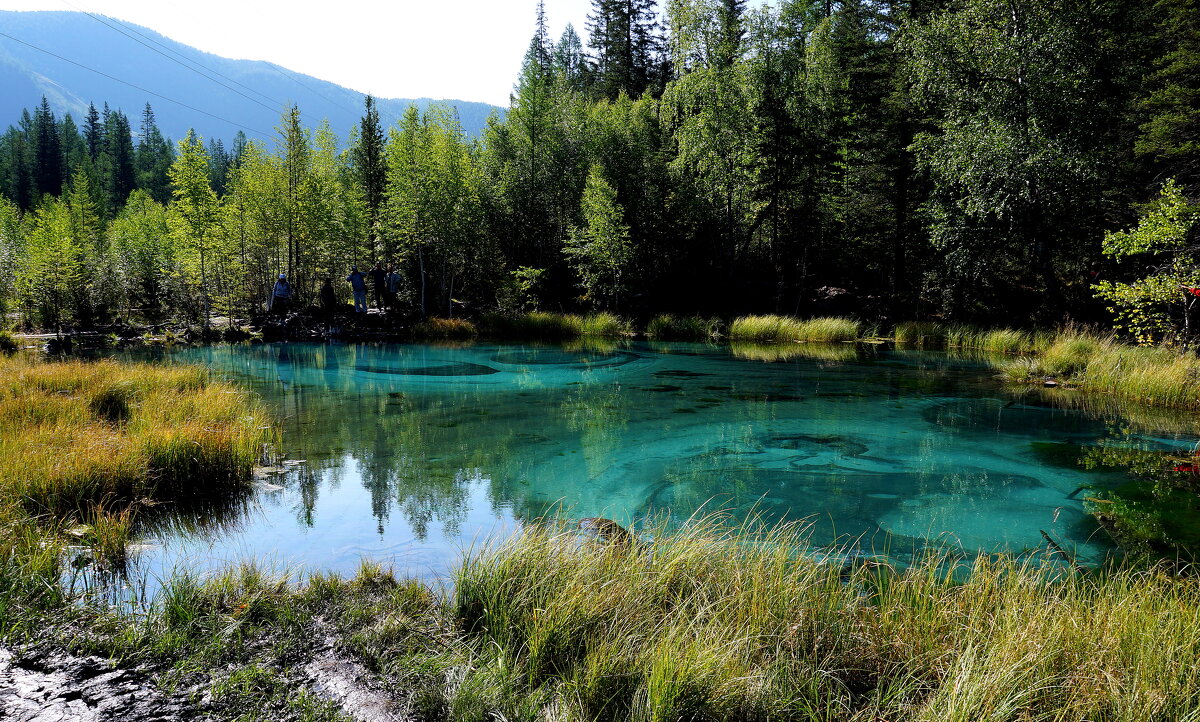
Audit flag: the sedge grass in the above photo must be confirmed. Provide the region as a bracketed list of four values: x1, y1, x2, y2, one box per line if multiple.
[411, 317, 478, 340]
[645, 314, 720, 341]
[453, 515, 1200, 722]
[729, 315, 861, 343]
[0, 355, 274, 514]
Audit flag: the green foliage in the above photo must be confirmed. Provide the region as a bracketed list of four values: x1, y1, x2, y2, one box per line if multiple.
[564, 165, 632, 310]
[1094, 180, 1200, 344]
[645, 314, 720, 340]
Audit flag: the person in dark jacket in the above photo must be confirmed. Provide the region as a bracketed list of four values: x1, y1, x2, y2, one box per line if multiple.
[368, 261, 387, 309]
[319, 277, 337, 332]
[346, 266, 367, 313]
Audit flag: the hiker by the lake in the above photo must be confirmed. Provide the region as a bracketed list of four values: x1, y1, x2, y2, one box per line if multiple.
[346, 266, 367, 313]
[269, 273, 292, 317]
[319, 277, 337, 331]
[369, 261, 387, 309]
[386, 263, 402, 311]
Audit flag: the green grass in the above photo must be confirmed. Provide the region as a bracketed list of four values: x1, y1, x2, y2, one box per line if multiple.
[729, 315, 861, 343]
[411, 317, 478, 340]
[451, 516, 1200, 721]
[479, 312, 631, 340]
[0, 330, 16, 354]
[645, 314, 721, 341]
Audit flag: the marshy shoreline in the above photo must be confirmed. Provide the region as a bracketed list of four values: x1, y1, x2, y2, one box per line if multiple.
[4, 322, 1200, 719]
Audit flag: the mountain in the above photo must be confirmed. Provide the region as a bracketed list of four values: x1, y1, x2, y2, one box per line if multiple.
[0, 10, 504, 144]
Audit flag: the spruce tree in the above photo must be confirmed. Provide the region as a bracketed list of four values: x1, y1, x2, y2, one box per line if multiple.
[32, 97, 62, 199]
[135, 103, 174, 204]
[353, 95, 387, 252]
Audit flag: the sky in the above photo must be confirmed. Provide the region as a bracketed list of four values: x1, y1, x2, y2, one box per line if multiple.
[0, 0, 600, 107]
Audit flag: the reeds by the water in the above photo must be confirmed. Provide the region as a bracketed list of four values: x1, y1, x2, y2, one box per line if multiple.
[452, 516, 1200, 721]
[411, 317, 478, 340]
[479, 312, 631, 339]
[729, 315, 861, 343]
[645, 314, 721, 341]
[0, 355, 274, 514]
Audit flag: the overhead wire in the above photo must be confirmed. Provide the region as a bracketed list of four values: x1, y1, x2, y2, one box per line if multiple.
[59, 0, 286, 114]
[0, 30, 273, 139]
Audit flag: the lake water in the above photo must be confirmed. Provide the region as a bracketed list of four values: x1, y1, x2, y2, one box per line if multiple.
[109, 340, 1200, 589]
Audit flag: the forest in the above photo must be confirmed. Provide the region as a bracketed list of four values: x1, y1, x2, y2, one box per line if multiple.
[0, 0, 1197, 341]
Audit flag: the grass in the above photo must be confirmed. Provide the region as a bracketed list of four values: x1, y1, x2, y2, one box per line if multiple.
[479, 311, 631, 340]
[412, 317, 478, 340]
[0, 354, 274, 515]
[645, 314, 721, 341]
[451, 516, 1200, 721]
[729, 315, 861, 343]
[4, 504, 1200, 719]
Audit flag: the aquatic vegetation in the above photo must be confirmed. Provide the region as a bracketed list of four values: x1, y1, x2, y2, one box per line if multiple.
[479, 311, 584, 339]
[645, 314, 721, 341]
[412, 317, 478, 340]
[0, 355, 274, 515]
[729, 315, 861, 343]
[579, 311, 631, 337]
[893, 320, 948, 346]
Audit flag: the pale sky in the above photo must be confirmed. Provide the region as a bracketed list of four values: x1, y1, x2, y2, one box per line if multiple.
[0, 0, 600, 106]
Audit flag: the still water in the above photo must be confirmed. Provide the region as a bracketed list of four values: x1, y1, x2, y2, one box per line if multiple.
[115, 340, 1200, 585]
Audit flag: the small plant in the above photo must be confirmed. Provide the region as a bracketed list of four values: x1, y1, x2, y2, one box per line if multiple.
[0, 330, 17, 354]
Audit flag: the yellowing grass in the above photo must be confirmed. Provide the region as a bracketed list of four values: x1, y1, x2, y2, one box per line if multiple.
[0, 355, 274, 514]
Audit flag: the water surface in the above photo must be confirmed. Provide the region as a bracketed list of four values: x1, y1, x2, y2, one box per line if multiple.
[113, 340, 1200, 586]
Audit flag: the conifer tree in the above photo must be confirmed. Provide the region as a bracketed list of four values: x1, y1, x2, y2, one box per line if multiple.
[135, 104, 174, 204]
[32, 97, 62, 199]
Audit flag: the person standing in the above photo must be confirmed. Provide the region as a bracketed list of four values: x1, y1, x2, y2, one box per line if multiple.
[346, 266, 368, 313]
[386, 263, 402, 311]
[369, 261, 387, 310]
[270, 273, 292, 317]
[319, 277, 337, 332]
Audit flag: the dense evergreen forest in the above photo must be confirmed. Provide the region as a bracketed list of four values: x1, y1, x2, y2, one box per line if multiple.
[0, 0, 1197, 339]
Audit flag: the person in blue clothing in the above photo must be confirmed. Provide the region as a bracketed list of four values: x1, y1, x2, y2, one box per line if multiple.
[346, 266, 368, 313]
[270, 273, 292, 317]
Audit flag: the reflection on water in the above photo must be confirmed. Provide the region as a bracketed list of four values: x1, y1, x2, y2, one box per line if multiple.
[106, 341, 1200, 586]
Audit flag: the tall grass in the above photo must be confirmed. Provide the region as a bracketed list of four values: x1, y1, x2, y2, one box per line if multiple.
[454, 516, 1200, 721]
[645, 314, 720, 341]
[479, 312, 630, 339]
[411, 317, 478, 340]
[729, 315, 861, 343]
[0, 355, 274, 514]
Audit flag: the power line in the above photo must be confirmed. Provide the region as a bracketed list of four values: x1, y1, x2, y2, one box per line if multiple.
[59, 1, 284, 115]
[61, 1, 287, 111]
[0, 30, 272, 138]
[260, 61, 364, 119]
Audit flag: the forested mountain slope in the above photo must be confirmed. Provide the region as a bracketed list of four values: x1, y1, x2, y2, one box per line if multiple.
[0, 10, 500, 142]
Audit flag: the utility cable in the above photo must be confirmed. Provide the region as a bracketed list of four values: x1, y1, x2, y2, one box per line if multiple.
[59, 1, 284, 115]
[0, 30, 272, 138]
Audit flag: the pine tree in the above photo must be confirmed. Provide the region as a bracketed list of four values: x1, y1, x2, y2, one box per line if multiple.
[135, 103, 174, 203]
[352, 95, 387, 253]
[83, 103, 103, 161]
[101, 108, 137, 212]
[31, 97, 63, 199]
[586, 0, 665, 99]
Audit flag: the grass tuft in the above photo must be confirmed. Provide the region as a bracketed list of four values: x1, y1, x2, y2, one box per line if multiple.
[412, 317, 478, 340]
[645, 314, 720, 341]
[729, 315, 861, 343]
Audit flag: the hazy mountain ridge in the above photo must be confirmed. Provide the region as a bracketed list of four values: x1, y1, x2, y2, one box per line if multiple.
[0, 10, 503, 143]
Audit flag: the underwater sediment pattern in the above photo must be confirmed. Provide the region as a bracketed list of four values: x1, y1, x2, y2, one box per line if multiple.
[124, 341, 1199, 580]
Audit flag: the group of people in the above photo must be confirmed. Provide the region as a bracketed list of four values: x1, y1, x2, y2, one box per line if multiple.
[268, 261, 402, 319]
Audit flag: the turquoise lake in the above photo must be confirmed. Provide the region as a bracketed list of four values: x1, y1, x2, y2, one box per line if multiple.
[110, 340, 1200, 588]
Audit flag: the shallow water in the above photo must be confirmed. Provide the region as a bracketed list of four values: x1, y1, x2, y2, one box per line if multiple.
[109, 341, 1200, 589]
